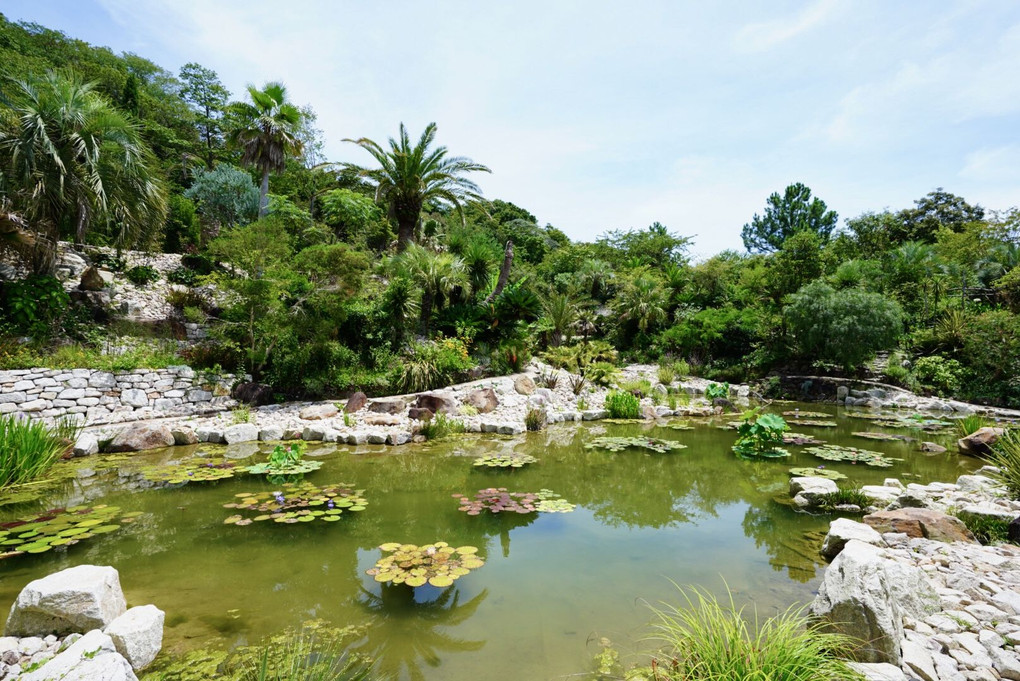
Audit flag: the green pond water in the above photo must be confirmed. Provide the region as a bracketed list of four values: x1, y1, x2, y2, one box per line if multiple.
[0, 405, 983, 680]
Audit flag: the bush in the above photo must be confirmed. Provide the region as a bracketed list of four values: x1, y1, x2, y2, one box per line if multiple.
[419, 413, 465, 440]
[814, 488, 871, 512]
[784, 281, 903, 371]
[166, 266, 200, 286]
[0, 275, 70, 339]
[0, 341, 181, 371]
[163, 194, 201, 253]
[0, 415, 79, 489]
[181, 253, 217, 275]
[645, 585, 863, 681]
[605, 390, 641, 419]
[705, 382, 730, 400]
[657, 364, 677, 386]
[912, 355, 964, 396]
[125, 265, 160, 287]
[395, 337, 473, 393]
[954, 510, 1013, 545]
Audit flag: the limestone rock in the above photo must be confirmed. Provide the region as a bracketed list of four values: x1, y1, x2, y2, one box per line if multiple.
[73, 433, 99, 457]
[20, 629, 137, 681]
[863, 508, 976, 544]
[368, 397, 406, 415]
[345, 391, 368, 413]
[920, 441, 947, 453]
[464, 388, 498, 413]
[258, 426, 284, 441]
[196, 427, 224, 444]
[810, 540, 939, 664]
[790, 476, 838, 508]
[408, 407, 434, 421]
[299, 403, 338, 420]
[514, 374, 536, 395]
[413, 392, 457, 415]
[104, 605, 164, 671]
[958, 427, 1006, 456]
[120, 388, 149, 408]
[847, 662, 907, 680]
[363, 414, 401, 426]
[821, 518, 885, 559]
[78, 266, 106, 291]
[5, 565, 126, 636]
[223, 423, 258, 444]
[106, 424, 174, 452]
[170, 426, 198, 446]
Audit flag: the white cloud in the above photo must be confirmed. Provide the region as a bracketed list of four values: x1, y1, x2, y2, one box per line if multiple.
[960, 145, 1020, 183]
[734, 0, 843, 52]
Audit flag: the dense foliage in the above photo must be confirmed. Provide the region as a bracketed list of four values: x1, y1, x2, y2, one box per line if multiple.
[3, 13, 1020, 408]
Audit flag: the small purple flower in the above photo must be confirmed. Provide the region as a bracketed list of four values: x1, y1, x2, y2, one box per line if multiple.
[274, 493, 285, 504]
[817, 465, 826, 469]
[187, 471, 193, 476]
[327, 500, 335, 510]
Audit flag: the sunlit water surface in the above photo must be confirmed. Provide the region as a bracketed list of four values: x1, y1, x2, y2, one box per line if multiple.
[0, 405, 981, 680]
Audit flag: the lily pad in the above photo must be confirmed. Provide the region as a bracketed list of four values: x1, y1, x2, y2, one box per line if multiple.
[788, 467, 848, 481]
[786, 419, 838, 428]
[783, 432, 826, 445]
[453, 487, 576, 515]
[140, 459, 238, 485]
[472, 454, 537, 469]
[223, 482, 367, 525]
[366, 541, 484, 587]
[0, 505, 135, 560]
[805, 445, 902, 468]
[584, 436, 687, 454]
[781, 410, 831, 418]
[852, 431, 912, 442]
[244, 460, 323, 476]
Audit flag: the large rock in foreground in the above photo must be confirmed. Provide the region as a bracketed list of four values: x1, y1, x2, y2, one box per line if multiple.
[105, 605, 164, 671]
[413, 392, 457, 415]
[106, 424, 174, 453]
[810, 540, 939, 664]
[863, 507, 976, 544]
[20, 629, 137, 681]
[789, 476, 838, 508]
[958, 426, 1006, 456]
[5, 565, 126, 636]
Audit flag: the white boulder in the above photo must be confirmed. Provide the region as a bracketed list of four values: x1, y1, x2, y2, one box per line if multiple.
[223, 423, 258, 444]
[5, 565, 126, 637]
[820, 518, 885, 559]
[104, 605, 164, 671]
[20, 629, 137, 681]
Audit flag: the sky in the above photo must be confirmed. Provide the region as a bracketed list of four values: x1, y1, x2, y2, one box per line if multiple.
[4, 0, 1020, 258]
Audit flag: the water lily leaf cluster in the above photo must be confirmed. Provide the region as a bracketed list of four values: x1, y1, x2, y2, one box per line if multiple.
[733, 412, 790, 460]
[0, 505, 141, 559]
[783, 432, 826, 445]
[223, 482, 367, 525]
[244, 443, 322, 476]
[453, 487, 576, 515]
[788, 467, 848, 481]
[472, 454, 537, 469]
[786, 419, 837, 428]
[852, 431, 911, 442]
[140, 459, 238, 484]
[806, 445, 902, 468]
[366, 541, 484, 588]
[584, 437, 687, 454]
[781, 411, 831, 419]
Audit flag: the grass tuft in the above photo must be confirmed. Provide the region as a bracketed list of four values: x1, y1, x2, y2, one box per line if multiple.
[0, 415, 80, 489]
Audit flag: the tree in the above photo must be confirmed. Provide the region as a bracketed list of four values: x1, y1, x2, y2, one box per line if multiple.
[227, 82, 303, 217]
[179, 62, 230, 169]
[0, 71, 167, 266]
[741, 182, 838, 253]
[893, 188, 984, 244]
[784, 281, 903, 371]
[392, 243, 469, 332]
[602, 222, 691, 269]
[345, 122, 490, 250]
[184, 164, 259, 232]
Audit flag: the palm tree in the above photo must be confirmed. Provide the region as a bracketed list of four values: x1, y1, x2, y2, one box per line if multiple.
[618, 275, 667, 334]
[227, 82, 303, 217]
[542, 292, 577, 346]
[393, 243, 469, 332]
[0, 71, 167, 266]
[345, 122, 490, 250]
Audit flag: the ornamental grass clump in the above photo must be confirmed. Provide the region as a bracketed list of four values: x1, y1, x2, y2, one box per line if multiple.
[524, 408, 546, 431]
[226, 620, 374, 681]
[419, 413, 465, 440]
[644, 585, 863, 681]
[0, 415, 78, 489]
[605, 390, 641, 419]
[988, 429, 1020, 500]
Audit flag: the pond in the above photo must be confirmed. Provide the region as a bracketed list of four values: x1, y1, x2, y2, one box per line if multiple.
[0, 404, 982, 680]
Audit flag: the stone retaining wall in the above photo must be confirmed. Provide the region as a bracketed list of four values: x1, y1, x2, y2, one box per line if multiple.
[0, 366, 243, 426]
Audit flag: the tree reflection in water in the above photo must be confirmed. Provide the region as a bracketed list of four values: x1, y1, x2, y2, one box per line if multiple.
[352, 582, 488, 681]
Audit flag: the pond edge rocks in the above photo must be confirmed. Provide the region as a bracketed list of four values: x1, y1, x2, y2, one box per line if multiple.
[3, 565, 163, 678]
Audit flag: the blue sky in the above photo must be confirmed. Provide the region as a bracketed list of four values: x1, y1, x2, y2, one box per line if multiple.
[5, 0, 1019, 257]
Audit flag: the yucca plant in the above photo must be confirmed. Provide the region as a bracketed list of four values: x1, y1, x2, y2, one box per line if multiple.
[228, 623, 375, 681]
[0, 415, 79, 489]
[645, 585, 863, 681]
[988, 429, 1020, 500]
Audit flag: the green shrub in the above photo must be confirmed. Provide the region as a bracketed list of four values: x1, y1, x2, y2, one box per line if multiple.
[814, 488, 871, 512]
[0, 342, 180, 371]
[419, 413, 465, 440]
[395, 337, 473, 393]
[988, 430, 1020, 500]
[644, 585, 863, 681]
[657, 364, 677, 386]
[167, 266, 200, 286]
[125, 265, 160, 287]
[182, 253, 217, 275]
[912, 355, 964, 396]
[525, 408, 546, 431]
[605, 390, 641, 419]
[705, 382, 730, 400]
[0, 275, 70, 339]
[163, 194, 201, 254]
[954, 510, 1013, 545]
[0, 415, 79, 489]
[231, 407, 251, 424]
[617, 378, 652, 397]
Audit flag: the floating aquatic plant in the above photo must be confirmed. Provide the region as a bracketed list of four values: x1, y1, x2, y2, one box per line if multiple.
[783, 433, 826, 445]
[786, 419, 837, 428]
[472, 454, 537, 469]
[585, 436, 687, 454]
[788, 467, 848, 481]
[366, 542, 484, 588]
[852, 431, 911, 442]
[805, 445, 901, 468]
[601, 418, 646, 425]
[244, 443, 323, 476]
[452, 487, 576, 515]
[732, 412, 790, 460]
[781, 411, 831, 419]
[666, 422, 694, 431]
[140, 459, 238, 485]
[223, 482, 367, 525]
[0, 505, 140, 559]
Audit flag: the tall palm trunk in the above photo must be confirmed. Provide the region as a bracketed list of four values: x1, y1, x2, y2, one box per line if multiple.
[259, 168, 270, 217]
[396, 215, 416, 251]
